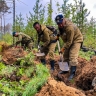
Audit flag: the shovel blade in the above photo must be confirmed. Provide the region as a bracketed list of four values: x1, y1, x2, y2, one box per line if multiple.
[35, 52, 45, 57]
[58, 61, 69, 71]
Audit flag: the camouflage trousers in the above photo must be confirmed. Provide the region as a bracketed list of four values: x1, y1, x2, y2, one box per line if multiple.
[63, 43, 81, 66]
[41, 42, 57, 60]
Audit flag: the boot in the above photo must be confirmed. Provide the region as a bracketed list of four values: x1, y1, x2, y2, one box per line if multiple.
[68, 66, 76, 80]
[50, 60, 55, 71]
[40, 59, 46, 65]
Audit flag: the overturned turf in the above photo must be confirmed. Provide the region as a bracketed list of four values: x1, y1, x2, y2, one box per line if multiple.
[2, 47, 26, 64]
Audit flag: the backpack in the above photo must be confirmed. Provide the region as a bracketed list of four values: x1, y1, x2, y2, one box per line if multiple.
[46, 25, 58, 36]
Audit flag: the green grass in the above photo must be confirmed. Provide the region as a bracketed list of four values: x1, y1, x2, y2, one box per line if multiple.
[0, 52, 50, 96]
[79, 50, 95, 60]
[1, 33, 13, 45]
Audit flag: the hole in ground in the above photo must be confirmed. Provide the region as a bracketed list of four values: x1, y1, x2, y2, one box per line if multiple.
[76, 76, 94, 91]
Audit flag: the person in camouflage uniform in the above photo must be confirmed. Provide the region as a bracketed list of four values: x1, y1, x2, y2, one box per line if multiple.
[12, 32, 34, 50]
[55, 14, 83, 80]
[33, 22, 58, 71]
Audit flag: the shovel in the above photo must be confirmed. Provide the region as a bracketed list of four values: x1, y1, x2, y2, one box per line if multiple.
[57, 40, 69, 71]
[35, 45, 45, 57]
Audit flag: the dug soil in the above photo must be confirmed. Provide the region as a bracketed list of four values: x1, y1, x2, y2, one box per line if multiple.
[35, 54, 96, 96]
[1, 47, 27, 64]
[1, 48, 96, 96]
[35, 78, 85, 96]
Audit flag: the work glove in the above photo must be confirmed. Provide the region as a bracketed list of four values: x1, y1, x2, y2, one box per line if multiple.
[56, 36, 59, 40]
[59, 47, 64, 54]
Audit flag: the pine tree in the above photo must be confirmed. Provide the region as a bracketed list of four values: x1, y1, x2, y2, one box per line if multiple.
[15, 13, 24, 32]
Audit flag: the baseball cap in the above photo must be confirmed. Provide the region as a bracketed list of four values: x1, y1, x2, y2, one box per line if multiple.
[55, 14, 64, 24]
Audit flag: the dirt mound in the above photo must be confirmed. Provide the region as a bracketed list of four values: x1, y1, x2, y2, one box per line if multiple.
[45, 56, 96, 96]
[53, 57, 89, 84]
[75, 57, 88, 77]
[47, 56, 96, 90]
[90, 56, 96, 63]
[0, 41, 9, 54]
[76, 56, 96, 91]
[2, 48, 26, 64]
[35, 78, 85, 96]
[44, 56, 96, 95]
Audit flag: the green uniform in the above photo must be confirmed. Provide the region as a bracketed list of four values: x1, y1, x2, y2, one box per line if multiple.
[16, 32, 33, 50]
[59, 18, 83, 66]
[38, 25, 57, 60]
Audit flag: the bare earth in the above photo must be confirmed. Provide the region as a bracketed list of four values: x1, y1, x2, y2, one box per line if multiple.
[1, 48, 96, 96]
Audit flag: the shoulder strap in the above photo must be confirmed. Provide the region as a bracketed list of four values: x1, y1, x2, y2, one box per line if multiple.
[46, 25, 58, 35]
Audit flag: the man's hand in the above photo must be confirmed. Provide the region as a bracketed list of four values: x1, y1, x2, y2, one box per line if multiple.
[59, 47, 64, 54]
[56, 36, 59, 40]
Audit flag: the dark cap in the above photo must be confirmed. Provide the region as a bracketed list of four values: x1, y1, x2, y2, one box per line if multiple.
[55, 14, 64, 24]
[12, 32, 16, 36]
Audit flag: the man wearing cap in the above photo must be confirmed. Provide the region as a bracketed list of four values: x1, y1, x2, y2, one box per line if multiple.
[55, 15, 83, 80]
[12, 32, 34, 50]
[33, 22, 58, 72]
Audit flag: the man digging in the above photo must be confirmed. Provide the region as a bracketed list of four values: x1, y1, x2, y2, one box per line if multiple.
[12, 32, 34, 51]
[33, 22, 58, 72]
[55, 14, 83, 80]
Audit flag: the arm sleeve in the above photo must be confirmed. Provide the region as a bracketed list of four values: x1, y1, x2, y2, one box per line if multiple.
[63, 27, 74, 49]
[16, 35, 22, 45]
[43, 28, 50, 47]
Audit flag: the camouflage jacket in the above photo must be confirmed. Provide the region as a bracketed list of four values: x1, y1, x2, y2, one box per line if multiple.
[59, 18, 83, 49]
[16, 32, 32, 44]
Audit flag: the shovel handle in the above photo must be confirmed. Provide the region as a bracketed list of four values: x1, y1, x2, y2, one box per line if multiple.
[57, 40, 63, 61]
[57, 40, 62, 56]
[57, 40, 60, 52]
[37, 45, 40, 52]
